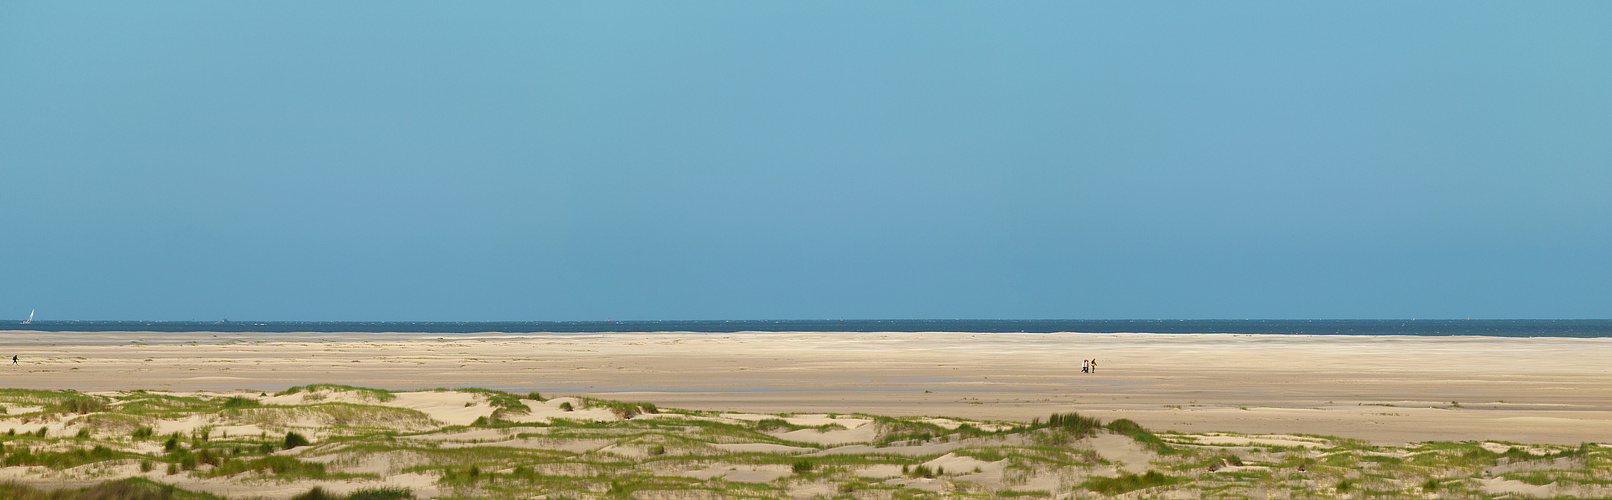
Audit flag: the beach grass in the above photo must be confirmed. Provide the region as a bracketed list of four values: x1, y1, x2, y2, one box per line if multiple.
[0, 386, 1607, 498]
[1081, 470, 1183, 495]
[1, 477, 223, 499]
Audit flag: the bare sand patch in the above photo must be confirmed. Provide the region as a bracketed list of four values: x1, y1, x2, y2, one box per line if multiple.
[782, 414, 872, 429]
[769, 424, 880, 445]
[710, 443, 813, 454]
[921, 452, 1002, 475]
[1090, 433, 1155, 473]
[1180, 433, 1329, 448]
[381, 391, 489, 426]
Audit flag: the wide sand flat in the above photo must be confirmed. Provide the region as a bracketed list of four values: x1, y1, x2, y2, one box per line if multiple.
[2, 330, 1607, 445]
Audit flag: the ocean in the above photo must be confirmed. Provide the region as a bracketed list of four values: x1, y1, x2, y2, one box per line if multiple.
[2, 319, 1611, 337]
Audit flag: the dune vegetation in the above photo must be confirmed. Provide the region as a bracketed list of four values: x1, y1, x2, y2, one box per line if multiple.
[0, 386, 1606, 499]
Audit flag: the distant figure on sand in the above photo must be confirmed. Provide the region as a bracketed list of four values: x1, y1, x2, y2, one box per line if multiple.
[1082, 359, 1089, 373]
[11, 355, 16, 365]
[1090, 358, 1096, 373]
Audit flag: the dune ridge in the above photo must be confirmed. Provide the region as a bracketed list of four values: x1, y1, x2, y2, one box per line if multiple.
[0, 385, 1607, 499]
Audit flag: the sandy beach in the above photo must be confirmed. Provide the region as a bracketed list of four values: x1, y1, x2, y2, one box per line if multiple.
[2, 330, 1608, 445]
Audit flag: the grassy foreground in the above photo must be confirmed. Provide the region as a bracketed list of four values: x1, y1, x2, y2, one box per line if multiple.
[0, 386, 1607, 499]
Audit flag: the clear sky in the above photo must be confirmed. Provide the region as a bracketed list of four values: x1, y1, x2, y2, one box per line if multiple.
[2, 2, 1609, 321]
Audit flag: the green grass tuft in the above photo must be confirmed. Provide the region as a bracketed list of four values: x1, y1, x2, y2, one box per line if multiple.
[1106, 418, 1173, 453]
[291, 487, 337, 500]
[348, 487, 416, 500]
[284, 431, 311, 449]
[456, 388, 532, 414]
[0, 477, 224, 500]
[584, 398, 659, 419]
[220, 396, 261, 409]
[1081, 470, 1182, 495]
[1042, 412, 1102, 438]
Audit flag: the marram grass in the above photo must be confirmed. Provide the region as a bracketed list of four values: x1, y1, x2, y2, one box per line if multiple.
[0, 386, 1606, 499]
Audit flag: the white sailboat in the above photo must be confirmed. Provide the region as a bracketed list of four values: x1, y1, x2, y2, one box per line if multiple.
[21, 310, 33, 324]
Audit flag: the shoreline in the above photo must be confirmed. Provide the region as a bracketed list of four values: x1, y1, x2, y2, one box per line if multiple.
[3, 330, 1608, 445]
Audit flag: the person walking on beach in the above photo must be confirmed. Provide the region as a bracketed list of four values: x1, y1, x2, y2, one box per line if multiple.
[1082, 359, 1089, 373]
[11, 355, 16, 365]
[1090, 358, 1096, 373]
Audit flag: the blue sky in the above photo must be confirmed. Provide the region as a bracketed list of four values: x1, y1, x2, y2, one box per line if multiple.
[3, 2, 1609, 321]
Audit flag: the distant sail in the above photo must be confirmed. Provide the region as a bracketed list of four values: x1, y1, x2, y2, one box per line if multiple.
[22, 309, 33, 324]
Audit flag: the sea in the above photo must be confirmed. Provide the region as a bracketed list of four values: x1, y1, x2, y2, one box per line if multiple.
[2, 319, 1610, 337]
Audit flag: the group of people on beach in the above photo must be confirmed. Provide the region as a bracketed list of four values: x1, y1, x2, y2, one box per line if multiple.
[1081, 358, 1096, 373]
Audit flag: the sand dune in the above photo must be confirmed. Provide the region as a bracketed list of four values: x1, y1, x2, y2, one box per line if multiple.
[0, 382, 1606, 498]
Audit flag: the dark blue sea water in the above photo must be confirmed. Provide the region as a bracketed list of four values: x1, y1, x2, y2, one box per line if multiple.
[3, 319, 1611, 337]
